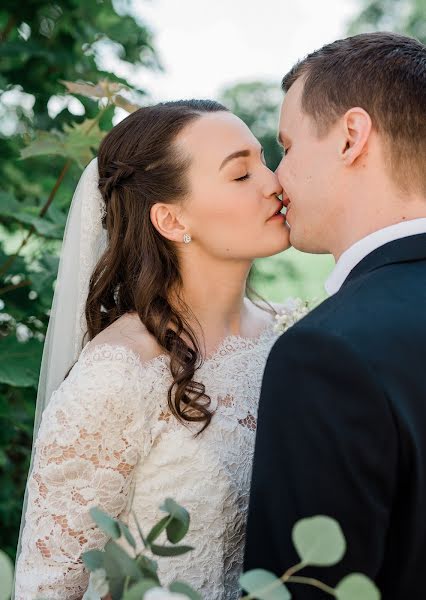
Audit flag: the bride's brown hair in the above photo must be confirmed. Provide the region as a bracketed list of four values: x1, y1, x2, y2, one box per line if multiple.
[84, 100, 232, 433]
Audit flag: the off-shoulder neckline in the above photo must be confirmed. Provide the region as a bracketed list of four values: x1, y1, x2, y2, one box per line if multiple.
[80, 320, 278, 373]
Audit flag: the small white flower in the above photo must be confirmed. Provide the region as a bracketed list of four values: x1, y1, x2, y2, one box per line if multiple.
[145, 587, 191, 600]
[89, 567, 109, 597]
[274, 297, 310, 334]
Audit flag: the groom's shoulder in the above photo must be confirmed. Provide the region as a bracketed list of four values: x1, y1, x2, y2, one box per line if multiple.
[280, 260, 426, 351]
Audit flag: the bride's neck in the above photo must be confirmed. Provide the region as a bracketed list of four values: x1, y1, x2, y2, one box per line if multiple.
[171, 254, 255, 353]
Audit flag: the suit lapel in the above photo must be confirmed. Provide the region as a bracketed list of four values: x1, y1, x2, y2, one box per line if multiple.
[342, 233, 426, 289]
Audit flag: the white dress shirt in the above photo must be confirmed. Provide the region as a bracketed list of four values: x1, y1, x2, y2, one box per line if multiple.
[325, 218, 426, 296]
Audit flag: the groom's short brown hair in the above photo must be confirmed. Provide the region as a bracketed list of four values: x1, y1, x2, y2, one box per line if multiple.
[282, 32, 426, 195]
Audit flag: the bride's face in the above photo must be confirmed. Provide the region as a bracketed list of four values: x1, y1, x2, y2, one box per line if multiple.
[176, 111, 290, 260]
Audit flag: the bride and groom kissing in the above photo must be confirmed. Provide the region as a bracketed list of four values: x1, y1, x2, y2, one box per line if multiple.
[13, 31, 426, 600]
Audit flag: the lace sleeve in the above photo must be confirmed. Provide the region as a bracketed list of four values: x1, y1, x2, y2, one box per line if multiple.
[14, 348, 145, 600]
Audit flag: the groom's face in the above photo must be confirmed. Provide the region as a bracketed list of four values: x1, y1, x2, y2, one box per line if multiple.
[276, 78, 342, 254]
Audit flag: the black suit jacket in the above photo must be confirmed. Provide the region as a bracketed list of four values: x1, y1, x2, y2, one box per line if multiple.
[244, 234, 426, 599]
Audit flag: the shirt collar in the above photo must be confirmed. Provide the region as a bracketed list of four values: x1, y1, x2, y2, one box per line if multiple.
[325, 218, 426, 296]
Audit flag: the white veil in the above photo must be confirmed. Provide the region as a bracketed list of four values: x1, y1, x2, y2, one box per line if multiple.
[12, 157, 108, 597]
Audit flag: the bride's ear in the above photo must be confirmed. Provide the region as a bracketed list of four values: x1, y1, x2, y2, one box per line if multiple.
[150, 202, 187, 243]
[340, 107, 372, 166]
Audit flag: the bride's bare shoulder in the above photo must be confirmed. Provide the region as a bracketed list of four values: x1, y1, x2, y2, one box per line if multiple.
[85, 312, 165, 364]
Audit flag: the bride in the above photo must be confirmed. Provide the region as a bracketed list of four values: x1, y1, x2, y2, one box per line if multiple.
[13, 99, 290, 599]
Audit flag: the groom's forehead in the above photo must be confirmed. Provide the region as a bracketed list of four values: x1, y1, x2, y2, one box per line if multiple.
[281, 78, 304, 118]
[279, 80, 305, 136]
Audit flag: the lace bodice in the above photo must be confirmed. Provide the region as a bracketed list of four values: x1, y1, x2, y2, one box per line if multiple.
[14, 324, 279, 600]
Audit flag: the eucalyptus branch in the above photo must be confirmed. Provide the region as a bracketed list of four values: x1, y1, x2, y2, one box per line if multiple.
[286, 575, 337, 595]
[242, 562, 336, 599]
[282, 561, 305, 578]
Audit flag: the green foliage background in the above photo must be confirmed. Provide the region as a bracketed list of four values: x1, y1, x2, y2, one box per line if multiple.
[0, 0, 161, 560]
[0, 0, 423, 570]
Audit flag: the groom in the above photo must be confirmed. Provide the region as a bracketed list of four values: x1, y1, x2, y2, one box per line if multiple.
[244, 32, 426, 598]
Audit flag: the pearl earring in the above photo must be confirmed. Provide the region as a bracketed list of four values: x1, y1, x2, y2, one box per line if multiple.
[183, 233, 192, 244]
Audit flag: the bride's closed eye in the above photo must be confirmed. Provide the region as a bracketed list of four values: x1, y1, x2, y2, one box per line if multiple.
[235, 173, 251, 182]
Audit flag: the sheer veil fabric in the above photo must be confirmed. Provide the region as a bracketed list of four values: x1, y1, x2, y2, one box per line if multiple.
[12, 157, 108, 597]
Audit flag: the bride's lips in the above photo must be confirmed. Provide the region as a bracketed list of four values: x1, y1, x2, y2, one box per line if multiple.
[266, 200, 285, 222]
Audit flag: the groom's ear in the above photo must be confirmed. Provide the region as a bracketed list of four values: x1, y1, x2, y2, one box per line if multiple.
[340, 107, 372, 166]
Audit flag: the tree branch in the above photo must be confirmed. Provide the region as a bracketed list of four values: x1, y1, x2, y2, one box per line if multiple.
[0, 15, 17, 43]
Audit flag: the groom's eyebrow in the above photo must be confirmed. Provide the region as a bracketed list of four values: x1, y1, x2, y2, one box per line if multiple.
[219, 146, 264, 171]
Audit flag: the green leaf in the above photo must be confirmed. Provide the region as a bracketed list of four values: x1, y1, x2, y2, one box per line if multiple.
[169, 581, 202, 600]
[118, 521, 136, 550]
[0, 193, 62, 239]
[0, 550, 14, 600]
[89, 506, 121, 539]
[166, 516, 190, 544]
[160, 498, 190, 543]
[335, 574, 381, 600]
[60, 78, 128, 100]
[0, 337, 43, 388]
[239, 569, 291, 600]
[146, 515, 170, 545]
[20, 119, 104, 168]
[121, 579, 158, 600]
[136, 555, 159, 583]
[161, 498, 189, 523]
[102, 540, 143, 599]
[103, 540, 142, 579]
[150, 543, 194, 557]
[82, 549, 105, 572]
[292, 515, 346, 567]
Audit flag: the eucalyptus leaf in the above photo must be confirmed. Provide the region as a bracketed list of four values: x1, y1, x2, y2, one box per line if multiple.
[292, 515, 346, 567]
[103, 540, 142, 579]
[0, 550, 14, 600]
[160, 499, 190, 544]
[146, 515, 170, 545]
[335, 574, 381, 600]
[167, 517, 190, 544]
[121, 579, 158, 600]
[239, 569, 291, 600]
[161, 498, 190, 526]
[136, 555, 160, 583]
[169, 580, 203, 600]
[150, 543, 194, 557]
[82, 549, 105, 572]
[118, 521, 136, 550]
[89, 507, 121, 539]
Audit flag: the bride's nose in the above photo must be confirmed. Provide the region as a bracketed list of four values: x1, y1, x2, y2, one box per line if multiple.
[266, 171, 283, 199]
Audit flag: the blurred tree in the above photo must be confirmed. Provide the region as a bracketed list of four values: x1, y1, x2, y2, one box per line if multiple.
[0, 0, 159, 560]
[220, 80, 283, 171]
[348, 0, 426, 42]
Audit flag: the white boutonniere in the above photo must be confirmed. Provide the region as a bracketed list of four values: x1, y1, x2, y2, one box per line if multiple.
[274, 297, 310, 334]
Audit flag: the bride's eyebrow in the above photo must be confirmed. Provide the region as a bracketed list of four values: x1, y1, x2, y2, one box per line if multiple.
[219, 146, 264, 171]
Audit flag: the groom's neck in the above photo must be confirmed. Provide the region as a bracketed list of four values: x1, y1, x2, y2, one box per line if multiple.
[331, 191, 426, 261]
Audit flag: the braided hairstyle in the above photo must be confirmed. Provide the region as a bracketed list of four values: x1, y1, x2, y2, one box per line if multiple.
[84, 100, 229, 433]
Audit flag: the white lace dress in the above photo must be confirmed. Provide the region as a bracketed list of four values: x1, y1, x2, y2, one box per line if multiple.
[14, 324, 279, 600]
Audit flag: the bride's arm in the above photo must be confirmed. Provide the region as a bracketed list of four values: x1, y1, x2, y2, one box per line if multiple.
[14, 351, 145, 600]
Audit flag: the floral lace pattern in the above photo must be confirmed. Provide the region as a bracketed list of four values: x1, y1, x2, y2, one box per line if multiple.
[15, 323, 279, 600]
